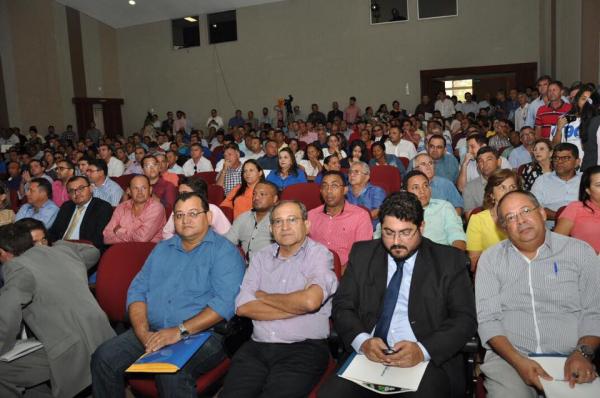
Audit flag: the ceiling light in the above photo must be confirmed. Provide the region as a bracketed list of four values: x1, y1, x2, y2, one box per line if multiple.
[212, 24, 217, 28]
[128, 0, 135, 5]
[184, 17, 197, 22]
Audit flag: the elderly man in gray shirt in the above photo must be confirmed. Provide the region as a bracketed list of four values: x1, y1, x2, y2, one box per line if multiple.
[219, 200, 338, 398]
[224, 181, 279, 261]
[476, 190, 600, 397]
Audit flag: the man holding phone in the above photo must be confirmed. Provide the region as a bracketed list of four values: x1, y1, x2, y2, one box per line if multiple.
[318, 191, 477, 397]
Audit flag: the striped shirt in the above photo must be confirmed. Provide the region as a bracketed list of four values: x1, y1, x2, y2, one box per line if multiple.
[475, 232, 600, 355]
[92, 177, 124, 207]
[534, 101, 571, 139]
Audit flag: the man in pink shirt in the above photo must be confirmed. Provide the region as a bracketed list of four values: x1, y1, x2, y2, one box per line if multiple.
[344, 96, 361, 124]
[308, 170, 373, 269]
[52, 159, 75, 207]
[103, 175, 166, 243]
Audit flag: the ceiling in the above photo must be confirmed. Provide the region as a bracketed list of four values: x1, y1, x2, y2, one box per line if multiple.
[55, 0, 286, 29]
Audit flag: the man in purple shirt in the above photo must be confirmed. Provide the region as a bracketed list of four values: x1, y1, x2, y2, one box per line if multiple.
[219, 200, 338, 398]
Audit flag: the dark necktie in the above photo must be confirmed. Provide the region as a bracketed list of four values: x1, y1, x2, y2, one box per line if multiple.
[373, 259, 405, 346]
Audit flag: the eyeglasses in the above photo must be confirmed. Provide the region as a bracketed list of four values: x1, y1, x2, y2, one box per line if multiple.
[502, 206, 539, 225]
[382, 227, 418, 240]
[321, 183, 344, 191]
[174, 210, 207, 220]
[143, 163, 159, 169]
[552, 155, 574, 163]
[67, 185, 90, 195]
[271, 216, 302, 228]
[349, 169, 368, 175]
[415, 161, 433, 168]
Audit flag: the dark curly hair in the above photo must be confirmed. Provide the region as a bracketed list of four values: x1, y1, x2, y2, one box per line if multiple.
[378, 191, 423, 226]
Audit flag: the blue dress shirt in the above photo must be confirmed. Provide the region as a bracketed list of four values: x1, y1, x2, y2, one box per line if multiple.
[126, 230, 246, 330]
[351, 250, 431, 360]
[430, 176, 464, 209]
[15, 200, 59, 228]
[346, 183, 386, 229]
[266, 169, 307, 191]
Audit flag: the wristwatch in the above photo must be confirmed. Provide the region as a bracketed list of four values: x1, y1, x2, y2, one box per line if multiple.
[178, 323, 190, 340]
[575, 344, 595, 361]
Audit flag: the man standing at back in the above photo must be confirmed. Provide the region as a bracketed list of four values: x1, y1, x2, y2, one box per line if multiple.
[0, 224, 114, 398]
[99, 144, 125, 177]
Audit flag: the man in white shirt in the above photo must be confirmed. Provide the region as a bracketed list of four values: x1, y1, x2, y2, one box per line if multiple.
[513, 92, 530, 132]
[243, 136, 265, 161]
[456, 92, 478, 116]
[166, 151, 184, 174]
[457, 133, 512, 192]
[206, 109, 224, 130]
[384, 126, 417, 160]
[98, 144, 124, 178]
[182, 143, 213, 176]
[434, 90, 455, 119]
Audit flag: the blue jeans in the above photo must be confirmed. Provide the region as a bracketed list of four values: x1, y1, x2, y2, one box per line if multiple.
[91, 328, 226, 398]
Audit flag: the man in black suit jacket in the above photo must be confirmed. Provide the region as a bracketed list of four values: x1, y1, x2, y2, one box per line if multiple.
[49, 176, 113, 251]
[318, 191, 476, 398]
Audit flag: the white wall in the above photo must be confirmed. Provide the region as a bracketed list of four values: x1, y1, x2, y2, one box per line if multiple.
[555, 0, 582, 85]
[117, 0, 540, 134]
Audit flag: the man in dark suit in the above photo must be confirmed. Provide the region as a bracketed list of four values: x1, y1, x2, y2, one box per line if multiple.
[48, 175, 113, 251]
[318, 191, 477, 398]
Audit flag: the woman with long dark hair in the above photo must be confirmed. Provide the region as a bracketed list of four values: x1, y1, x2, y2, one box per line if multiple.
[555, 165, 600, 253]
[221, 159, 264, 219]
[298, 143, 323, 181]
[266, 147, 307, 190]
[341, 140, 369, 168]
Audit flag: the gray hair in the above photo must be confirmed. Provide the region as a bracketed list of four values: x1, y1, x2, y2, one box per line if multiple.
[269, 200, 308, 224]
[351, 161, 370, 175]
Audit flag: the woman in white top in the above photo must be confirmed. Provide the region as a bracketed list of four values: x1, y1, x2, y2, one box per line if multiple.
[322, 134, 347, 159]
[288, 138, 305, 163]
[554, 85, 594, 161]
[297, 143, 323, 180]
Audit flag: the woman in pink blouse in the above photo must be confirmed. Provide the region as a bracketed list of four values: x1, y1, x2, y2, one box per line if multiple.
[555, 165, 600, 253]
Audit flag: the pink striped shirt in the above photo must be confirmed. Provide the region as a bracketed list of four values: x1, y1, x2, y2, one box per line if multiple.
[308, 202, 373, 266]
[103, 198, 165, 243]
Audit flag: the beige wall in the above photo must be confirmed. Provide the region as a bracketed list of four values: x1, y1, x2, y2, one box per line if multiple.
[555, 0, 582, 85]
[81, 13, 121, 99]
[0, 0, 75, 130]
[581, 0, 600, 83]
[117, 0, 540, 134]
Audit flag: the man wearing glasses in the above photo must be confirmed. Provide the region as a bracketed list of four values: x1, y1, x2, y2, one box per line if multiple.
[48, 175, 113, 251]
[219, 200, 338, 398]
[86, 158, 123, 207]
[318, 191, 476, 397]
[308, 170, 373, 269]
[50, 159, 75, 207]
[475, 190, 600, 397]
[531, 143, 581, 228]
[92, 192, 245, 397]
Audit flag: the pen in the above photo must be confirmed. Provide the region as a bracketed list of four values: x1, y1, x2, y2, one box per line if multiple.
[553, 262, 558, 276]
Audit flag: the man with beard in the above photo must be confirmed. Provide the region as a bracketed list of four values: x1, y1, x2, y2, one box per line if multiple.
[318, 191, 477, 398]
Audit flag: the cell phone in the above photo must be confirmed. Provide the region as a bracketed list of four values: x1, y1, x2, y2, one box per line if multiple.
[384, 348, 397, 355]
[564, 114, 577, 123]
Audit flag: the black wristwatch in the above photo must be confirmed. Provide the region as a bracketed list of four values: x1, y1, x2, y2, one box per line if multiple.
[178, 323, 190, 340]
[575, 344, 595, 361]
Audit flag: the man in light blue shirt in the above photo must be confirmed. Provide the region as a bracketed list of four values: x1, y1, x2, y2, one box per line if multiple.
[86, 159, 123, 206]
[427, 134, 459, 183]
[91, 192, 245, 397]
[15, 178, 59, 229]
[412, 153, 464, 214]
[507, 127, 534, 169]
[531, 143, 581, 228]
[404, 170, 466, 250]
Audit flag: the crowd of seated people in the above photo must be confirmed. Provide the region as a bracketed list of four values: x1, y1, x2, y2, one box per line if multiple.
[1, 80, 600, 397]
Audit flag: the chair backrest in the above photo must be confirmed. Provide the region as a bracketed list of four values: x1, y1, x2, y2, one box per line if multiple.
[194, 171, 217, 185]
[398, 157, 409, 168]
[95, 242, 156, 322]
[280, 182, 323, 210]
[207, 184, 225, 205]
[370, 165, 402, 195]
[330, 249, 342, 280]
[219, 205, 234, 223]
[113, 174, 135, 191]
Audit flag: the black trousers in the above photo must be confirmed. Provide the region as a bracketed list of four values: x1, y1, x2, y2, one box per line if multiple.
[219, 339, 329, 398]
[317, 360, 451, 398]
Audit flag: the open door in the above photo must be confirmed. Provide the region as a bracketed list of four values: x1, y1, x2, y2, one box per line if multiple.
[73, 97, 124, 139]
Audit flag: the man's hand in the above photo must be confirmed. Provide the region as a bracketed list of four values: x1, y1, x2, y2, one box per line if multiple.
[463, 152, 474, 165]
[383, 341, 425, 368]
[255, 290, 267, 299]
[564, 351, 597, 388]
[22, 170, 31, 183]
[360, 337, 389, 363]
[144, 327, 180, 353]
[513, 356, 553, 391]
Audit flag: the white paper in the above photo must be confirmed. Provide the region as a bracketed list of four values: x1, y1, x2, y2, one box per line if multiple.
[0, 339, 43, 362]
[340, 354, 428, 393]
[534, 356, 600, 398]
